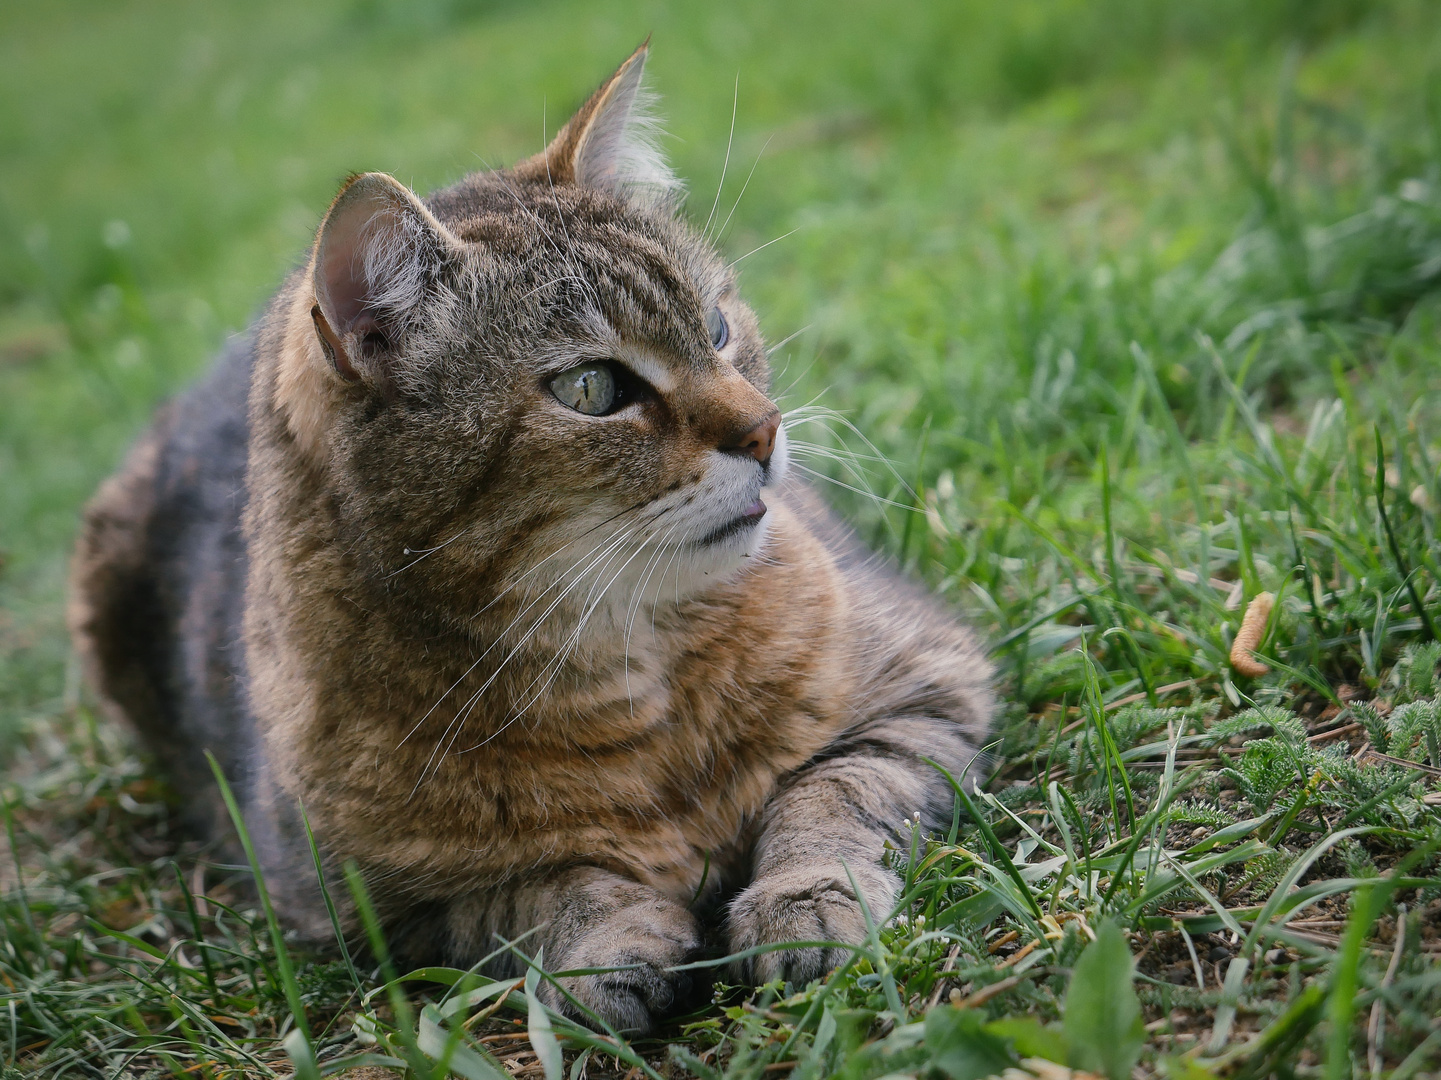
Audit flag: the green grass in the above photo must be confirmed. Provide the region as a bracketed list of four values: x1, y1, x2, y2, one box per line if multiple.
[5, 0, 1441, 1075]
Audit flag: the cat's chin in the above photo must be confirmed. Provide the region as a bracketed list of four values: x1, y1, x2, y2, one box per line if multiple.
[674, 505, 774, 591]
[695, 499, 768, 547]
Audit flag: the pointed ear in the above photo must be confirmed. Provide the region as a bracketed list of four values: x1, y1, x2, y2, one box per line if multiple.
[527, 42, 680, 204]
[309, 172, 459, 382]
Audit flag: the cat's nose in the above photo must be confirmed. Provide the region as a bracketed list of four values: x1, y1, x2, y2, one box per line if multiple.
[722, 411, 780, 464]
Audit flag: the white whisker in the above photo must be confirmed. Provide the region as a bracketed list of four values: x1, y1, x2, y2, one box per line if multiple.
[540, 97, 579, 260]
[703, 74, 739, 241]
[784, 406, 918, 500]
[398, 510, 649, 760]
[622, 522, 685, 710]
[789, 462, 920, 512]
[467, 530, 643, 747]
[766, 324, 812, 358]
[727, 228, 799, 268]
[410, 519, 649, 791]
[474, 508, 675, 745]
[463, 496, 656, 629]
[491, 172, 600, 314]
[715, 135, 773, 247]
[652, 518, 691, 637]
[519, 274, 593, 302]
[385, 526, 469, 578]
[788, 438, 899, 467]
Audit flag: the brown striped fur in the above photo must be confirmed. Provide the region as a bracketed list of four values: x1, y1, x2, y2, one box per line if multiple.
[68, 45, 994, 1032]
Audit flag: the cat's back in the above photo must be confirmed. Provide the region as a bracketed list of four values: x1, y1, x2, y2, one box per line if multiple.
[68, 336, 258, 839]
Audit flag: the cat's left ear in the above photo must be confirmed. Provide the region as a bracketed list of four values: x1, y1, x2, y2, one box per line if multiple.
[309, 171, 461, 383]
[526, 41, 680, 205]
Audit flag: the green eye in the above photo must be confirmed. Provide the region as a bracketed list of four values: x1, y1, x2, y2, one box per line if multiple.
[550, 363, 617, 416]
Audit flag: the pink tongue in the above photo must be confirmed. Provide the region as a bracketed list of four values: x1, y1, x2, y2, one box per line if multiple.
[745, 499, 767, 517]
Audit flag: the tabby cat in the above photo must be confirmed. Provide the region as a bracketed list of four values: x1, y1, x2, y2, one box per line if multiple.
[69, 45, 994, 1033]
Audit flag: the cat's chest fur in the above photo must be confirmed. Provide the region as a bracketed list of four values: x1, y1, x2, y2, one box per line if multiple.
[247, 498, 853, 905]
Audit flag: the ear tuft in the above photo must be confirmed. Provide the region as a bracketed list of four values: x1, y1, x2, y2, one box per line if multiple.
[533, 44, 681, 207]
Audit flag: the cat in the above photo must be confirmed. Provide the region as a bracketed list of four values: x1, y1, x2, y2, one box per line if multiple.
[68, 44, 994, 1033]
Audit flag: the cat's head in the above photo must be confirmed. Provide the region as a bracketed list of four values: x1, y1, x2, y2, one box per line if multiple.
[271, 44, 789, 626]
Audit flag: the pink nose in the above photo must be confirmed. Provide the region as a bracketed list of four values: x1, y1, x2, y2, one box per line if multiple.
[724, 411, 779, 464]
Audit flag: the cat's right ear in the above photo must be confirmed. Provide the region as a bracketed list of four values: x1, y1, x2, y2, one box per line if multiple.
[521, 42, 679, 207]
[309, 172, 459, 383]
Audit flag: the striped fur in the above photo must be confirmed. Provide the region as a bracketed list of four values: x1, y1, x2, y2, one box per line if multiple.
[68, 45, 994, 1033]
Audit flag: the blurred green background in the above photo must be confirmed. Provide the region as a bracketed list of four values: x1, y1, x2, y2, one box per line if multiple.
[3, 0, 1440, 748]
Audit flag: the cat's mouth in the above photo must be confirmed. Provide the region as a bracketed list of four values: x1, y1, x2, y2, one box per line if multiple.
[697, 499, 767, 546]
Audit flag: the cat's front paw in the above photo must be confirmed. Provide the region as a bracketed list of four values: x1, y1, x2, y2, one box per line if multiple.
[725, 866, 896, 987]
[541, 898, 702, 1035]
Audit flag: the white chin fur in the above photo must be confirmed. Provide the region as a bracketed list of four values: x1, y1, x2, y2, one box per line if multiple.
[659, 423, 788, 594]
[524, 421, 789, 637]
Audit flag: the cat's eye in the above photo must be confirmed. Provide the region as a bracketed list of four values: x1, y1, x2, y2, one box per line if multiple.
[550, 363, 618, 416]
[706, 306, 729, 350]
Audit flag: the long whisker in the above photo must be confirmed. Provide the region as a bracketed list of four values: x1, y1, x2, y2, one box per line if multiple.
[787, 443, 895, 492]
[449, 535, 639, 757]
[784, 406, 918, 500]
[703, 74, 740, 241]
[409, 518, 650, 791]
[622, 522, 684, 710]
[396, 506, 649, 751]
[728, 228, 799, 269]
[787, 438, 900, 468]
[385, 526, 469, 579]
[781, 391, 837, 416]
[626, 522, 681, 644]
[787, 441, 915, 510]
[494, 173, 568, 266]
[420, 495, 677, 776]
[789, 461, 921, 512]
[468, 510, 672, 748]
[512, 543, 662, 720]
[400, 527, 629, 767]
[490, 171, 600, 314]
[715, 135, 774, 248]
[515, 520, 655, 711]
[541, 97, 578, 259]
[465, 496, 655, 626]
[771, 355, 821, 409]
[542, 513, 678, 690]
[652, 518, 691, 637]
[518, 274, 593, 303]
[451, 518, 648, 715]
[766, 324, 813, 358]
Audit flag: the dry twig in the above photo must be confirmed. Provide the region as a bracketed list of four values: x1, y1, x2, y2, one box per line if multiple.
[1368, 905, 1407, 1077]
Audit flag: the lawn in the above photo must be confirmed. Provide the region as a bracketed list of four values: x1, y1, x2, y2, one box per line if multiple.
[4, 0, 1441, 1076]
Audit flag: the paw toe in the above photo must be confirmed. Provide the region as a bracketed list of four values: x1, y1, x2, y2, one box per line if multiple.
[549, 906, 701, 1033]
[727, 871, 891, 987]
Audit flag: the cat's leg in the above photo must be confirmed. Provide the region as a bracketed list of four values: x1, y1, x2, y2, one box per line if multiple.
[437, 868, 702, 1034]
[725, 715, 981, 986]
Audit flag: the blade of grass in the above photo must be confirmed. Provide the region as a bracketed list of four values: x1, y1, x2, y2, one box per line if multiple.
[1374, 426, 1437, 641]
[298, 800, 363, 995]
[204, 751, 313, 1063]
[923, 757, 1044, 922]
[342, 859, 431, 1075]
[171, 862, 219, 1004]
